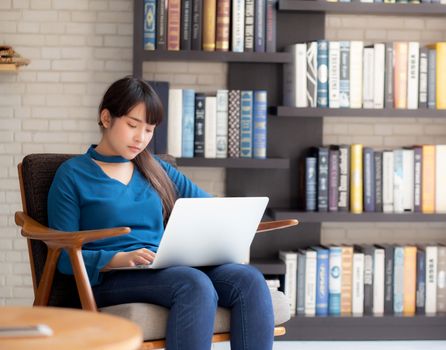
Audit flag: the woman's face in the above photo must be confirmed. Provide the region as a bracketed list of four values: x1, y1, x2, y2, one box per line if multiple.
[102, 102, 156, 160]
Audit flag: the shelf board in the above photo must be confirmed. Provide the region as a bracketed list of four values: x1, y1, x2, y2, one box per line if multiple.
[272, 210, 446, 222]
[281, 314, 446, 340]
[279, 0, 446, 16]
[273, 106, 446, 118]
[139, 50, 291, 63]
[250, 258, 286, 275]
[176, 157, 290, 169]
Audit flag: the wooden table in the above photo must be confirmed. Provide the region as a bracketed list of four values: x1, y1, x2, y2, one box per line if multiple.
[0, 306, 143, 350]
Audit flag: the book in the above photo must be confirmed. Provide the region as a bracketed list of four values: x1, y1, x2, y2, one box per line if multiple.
[328, 146, 339, 212]
[304, 249, 318, 316]
[283, 43, 307, 107]
[393, 149, 404, 213]
[427, 42, 446, 109]
[156, 0, 168, 50]
[413, 146, 422, 212]
[253, 90, 267, 159]
[385, 42, 394, 108]
[382, 150, 394, 213]
[202, 0, 217, 51]
[373, 43, 385, 109]
[216, 0, 231, 51]
[393, 246, 404, 314]
[382, 244, 394, 315]
[265, 0, 277, 53]
[228, 90, 241, 158]
[350, 41, 364, 108]
[373, 246, 385, 316]
[167, 0, 181, 51]
[422, 145, 435, 213]
[306, 41, 318, 107]
[244, 0, 254, 52]
[232, 0, 245, 52]
[436, 145, 446, 213]
[314, 246, 329, 316]
[437, 246, 446, 312]
[204, 96, 217, 158]
[191, 0, 203, 50]
[402, 148, 415, 212]
[240, 90, 253, 158]
[350, 144, 363, 214]
[279, 251, 298, 316]
[297, 250, 306, 315]
[362, 46, 374, 109]
[427, 48, 436, 109]
[362, 245, 374, 315]
[363, 147, 375, 212]
[394, 42, 408, 109]
[180, 0, 193, 50]
[341, 246, 353, 316]
[317, 40, 329, 108]
[352, 250, 365, 316]
[337, 145, 350, 212]
[419, 47, 428, 108]
[403, 246, 417, 316]
[193, 93, 206, 157]
[167, 89, 183, 157]
[425, 245, 438, 314]
[328, 41, 340, 108]
[181, 89, 195, 158]
[328, 246, 342, 315]
[374, 151, 383, 212]
[416, 247, 426, 314]
[317, 147, 329, 212]
[339, 41, 350, 108]
[143, 0, 156, 50]
[147, 81, 170, 154]
[254, 0, 266, 52]
[407, 42, 420, 110]
[306, 157, 317, 211]
[216, 90, 229, 158]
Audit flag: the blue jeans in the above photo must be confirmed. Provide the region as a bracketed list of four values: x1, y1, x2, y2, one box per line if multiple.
[93, 263, 274, 350]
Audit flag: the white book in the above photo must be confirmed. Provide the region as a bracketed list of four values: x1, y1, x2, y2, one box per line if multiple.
[436, 145, 446, 213]
[373, 43, 385, 109]
[305, 249, 317, 316]
[306, 41, 318, 108]
[329, 41, 340, 108]
[383, 150, 394, 213]
[283, 44, 307, 107]
[407, 42, 420, 110]
[216, 90, 229, 158]
[402, 148, 415, 212]
[328, 246, 342, 314]
[350, 41, 364, 109]
[167, 89, 183, 158]
[232, 0, 245, 53]
[393, 149, 404, 213]
[373, 247, 385, 316]
[425, 246, 438, 314]
[204, 96, 217, 158]
[279, 251, 298, 316]
[352, 252, 365, 316]
[362, 47, 374, 109]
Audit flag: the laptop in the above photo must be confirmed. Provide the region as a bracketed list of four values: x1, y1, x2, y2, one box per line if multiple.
[109, 197, 269, 270]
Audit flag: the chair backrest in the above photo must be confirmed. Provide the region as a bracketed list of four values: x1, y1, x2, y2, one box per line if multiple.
[19, 153, 176, 308]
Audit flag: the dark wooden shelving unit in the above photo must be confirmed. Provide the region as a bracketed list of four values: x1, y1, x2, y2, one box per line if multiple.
[176, 157, 289, 169]
[133, 0, 446, 340]
[273, 106, 446, 118]
[279, 0, 446, 16]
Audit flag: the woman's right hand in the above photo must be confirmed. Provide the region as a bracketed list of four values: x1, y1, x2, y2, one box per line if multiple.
[106, 248, 156, 269]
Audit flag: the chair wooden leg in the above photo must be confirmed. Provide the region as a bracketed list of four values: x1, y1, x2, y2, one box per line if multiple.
[34, 247, 60, 306]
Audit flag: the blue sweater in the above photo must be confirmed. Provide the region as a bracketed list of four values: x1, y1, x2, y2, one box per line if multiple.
[47, 149, 210, 286]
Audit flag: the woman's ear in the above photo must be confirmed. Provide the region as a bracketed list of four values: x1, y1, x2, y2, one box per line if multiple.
[100, 109, 111, 128]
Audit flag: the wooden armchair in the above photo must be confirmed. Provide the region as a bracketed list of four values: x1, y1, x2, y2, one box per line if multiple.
[15, 153, 297, 349]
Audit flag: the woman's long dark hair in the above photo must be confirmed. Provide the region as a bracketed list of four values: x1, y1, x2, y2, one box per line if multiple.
[98, 76, 177, 223]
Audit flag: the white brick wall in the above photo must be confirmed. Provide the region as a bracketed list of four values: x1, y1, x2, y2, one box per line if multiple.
[1, 4, 445, 305]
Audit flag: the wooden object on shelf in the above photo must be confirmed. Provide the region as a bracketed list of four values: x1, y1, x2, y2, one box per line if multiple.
[0, 64, 17, 72]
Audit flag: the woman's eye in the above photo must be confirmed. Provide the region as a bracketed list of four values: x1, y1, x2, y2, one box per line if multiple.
[146, 129, 153, 133]
[128, 123, 137, 128]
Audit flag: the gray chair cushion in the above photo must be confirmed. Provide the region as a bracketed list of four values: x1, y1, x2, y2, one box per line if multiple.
[100, 289, 290, 341]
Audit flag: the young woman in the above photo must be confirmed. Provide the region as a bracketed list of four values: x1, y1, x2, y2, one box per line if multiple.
[48, 76, 274, 350]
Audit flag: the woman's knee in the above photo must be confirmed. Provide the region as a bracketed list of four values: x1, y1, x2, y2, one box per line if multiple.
[172, 267, 218, 305]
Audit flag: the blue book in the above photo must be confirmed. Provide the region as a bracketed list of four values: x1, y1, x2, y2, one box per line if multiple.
[253, 90, 267, 159]
[254, 0, 266, 52]
[339, 41, 350, 108]
[314, 246, 329, 316]
[416, 248, 426, 314]
[143, 0, 156, 50]
[393, 246, 404, 314]
[306, 157, 317, 211]
[328, 246, 342, 316]
[147, 81, 169, 154]
[240, 91, 253, 158]
[181, 89, 195, 158]
[363, 147, 375, 212]
[317, 40, 328, 108]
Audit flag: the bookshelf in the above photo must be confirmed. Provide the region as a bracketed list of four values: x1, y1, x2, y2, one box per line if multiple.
[133, 0, 446, 341]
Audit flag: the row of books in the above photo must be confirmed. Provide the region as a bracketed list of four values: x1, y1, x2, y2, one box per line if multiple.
[304, 144, 446, 213]
[143, 0, 278, 52]
[279, 244, 446, 317]
[167, 89, 267, 159]
[284, 41, 446, 110]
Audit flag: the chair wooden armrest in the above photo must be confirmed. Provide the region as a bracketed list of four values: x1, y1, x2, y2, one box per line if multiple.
[257, 219, 298, 233]
[15, 211, 131, 312]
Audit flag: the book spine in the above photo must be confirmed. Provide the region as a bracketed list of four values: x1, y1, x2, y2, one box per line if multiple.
[305, 250, 317, 316]
[253, 90, 267, 159]
[216, 0, 231, 52]
[306, 157, 317, 211]
[167, 0, 181, 51]
[393, 246, 404, 314]
[435, 43, 446, 109]
[328, 147, 339, 212]
[373, 247, 385, 315]
[419, 47, 428, 108]
[373, 43, 385, 109]
[427, 49, 436, 109]
[385, 42, 394, 108]
[341, 246, 353, 315]
[383, 245, 394, 314]
[167, 89, 183, 157]
[279, 251, 298, 316]
[328, 246, 342, 315]
[244, 0, 254, 52]
[254, 0, 265, 52]
[296, 44, 308, 107]
[228, 90, 241, 158]
[403, 246, 417, 316]
[181, 89, 196, 158]
[317, 40, 329, 108]
[425, 246, 438, 314]
[363, 147, 375, 212]
[240, 90, 253, 158]
[416, 248, 426, 314]
[394, 42, 408, 109]
[362, 47, 374, 109]
[337, 145, 350, 212]
[306, 42, 318, 107]
[204, 96, 217, 158]
[297, 252, 306, 315]
[143, 0, 157, 50]
[374, 151, 383, 212]
[232, 0, 245, 52]
[350, 144, 363, 214]
[180, 0, 193, 50]
[315, 248, 329, 316]
[156, 0, 168, 50]
[328, 41, 340, 108]
[352, 252, 365, 316]
[414, 146, 422, 212]
[363, 245, 374, 315]
[421, 145, 435, 213]
[265, 0, 277, 53]
[383, 150, 394, 213]
[317, 147, 329, 212]
[436, 145, 446, 213]
[407, 42, 420, 110]
[216, 90, 229, 158]
[402, 148, 414, 212]
[350, 41, 364, 108]
[191, 0, 203, 50]
[339, 41, 350, 108]
[193, 93, 206, 157]
[393, 149, 404, 213]
[436, 247, 446, 312]
[148, 81, 170, 154]
[202, 0, 217, 51]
